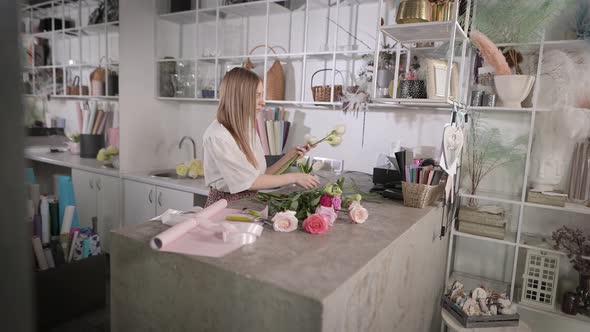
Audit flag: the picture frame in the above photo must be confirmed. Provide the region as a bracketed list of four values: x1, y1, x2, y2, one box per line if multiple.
[424, 59, 459, 100]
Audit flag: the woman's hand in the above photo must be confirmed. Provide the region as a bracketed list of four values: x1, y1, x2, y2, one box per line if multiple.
[290, 144, 312, 160]
[292, 173, 320, 190]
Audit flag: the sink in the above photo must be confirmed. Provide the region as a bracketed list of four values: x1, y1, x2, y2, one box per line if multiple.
[149, 169, 186, 180]
[149, 169, 204, 180]
[150, 169, 182, 179]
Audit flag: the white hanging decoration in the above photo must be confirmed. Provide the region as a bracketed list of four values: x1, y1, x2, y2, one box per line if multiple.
[521, 250, 560, 310]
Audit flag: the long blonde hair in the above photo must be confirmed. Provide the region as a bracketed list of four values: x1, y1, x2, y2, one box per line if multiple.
[217, 68, 261, 168]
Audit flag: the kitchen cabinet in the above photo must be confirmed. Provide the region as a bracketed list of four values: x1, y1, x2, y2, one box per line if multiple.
[72, 169, 121, 252]
[123, 180, 195, 226]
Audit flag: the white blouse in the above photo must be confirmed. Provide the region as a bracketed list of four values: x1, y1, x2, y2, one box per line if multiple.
[203, 120, 267, 194]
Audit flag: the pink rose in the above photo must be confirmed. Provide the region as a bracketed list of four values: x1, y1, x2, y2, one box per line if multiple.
[319, 194, 333, 207]
[315, 205, 337, 225]
[332, 195, 342, 211]
[302, 214, 329, 234]
[349, 204, 369, 224]
[271, 210, 298, 232]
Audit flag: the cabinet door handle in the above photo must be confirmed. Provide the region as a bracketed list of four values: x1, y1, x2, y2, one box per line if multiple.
[96, 178, 102, 191]
[157, 192, 162, 207]
[89, 178, 94, 189]
[148, 189, 153, 204]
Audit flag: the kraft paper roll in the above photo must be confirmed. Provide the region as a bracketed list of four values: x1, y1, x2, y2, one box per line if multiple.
[40, 196, 50, 244]
[61, 205, 75, 235]
[29, 184, 40, 213]
[32, 237, 48, 270]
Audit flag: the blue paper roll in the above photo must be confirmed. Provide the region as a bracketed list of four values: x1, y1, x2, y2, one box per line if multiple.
[25, 168, 36, 185]
[57, 176, 79, 229]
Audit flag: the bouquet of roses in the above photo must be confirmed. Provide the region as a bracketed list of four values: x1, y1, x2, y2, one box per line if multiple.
[256, 177, 369, 234]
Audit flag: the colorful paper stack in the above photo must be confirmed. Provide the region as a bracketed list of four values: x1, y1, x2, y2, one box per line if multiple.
[457, 206, 506, 240]
[256, 107, 291, 156]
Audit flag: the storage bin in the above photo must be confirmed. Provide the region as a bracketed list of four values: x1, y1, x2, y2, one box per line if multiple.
[36, 254, 108, 330]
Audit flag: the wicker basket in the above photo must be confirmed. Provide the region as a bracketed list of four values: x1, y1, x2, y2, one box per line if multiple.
[402, 181, 445, 208]
[243, 45, 286, 101]
[311, 68, 344, 103]
[66, 76, 89, 96]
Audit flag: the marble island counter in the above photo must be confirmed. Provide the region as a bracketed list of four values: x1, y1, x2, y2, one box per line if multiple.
[111, 174, 449, 332]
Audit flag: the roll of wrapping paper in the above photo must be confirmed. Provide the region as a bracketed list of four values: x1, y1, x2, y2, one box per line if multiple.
[50, 240, 66, 266]
[29, 184, 40, 212]
[32, 236, 49, 270]
[61, 205, 75, 235]
[33, 214, 42, 238]
[49, 201, 60, 238]
[43, 247, 55, 268]
[40, 196, 50, 244]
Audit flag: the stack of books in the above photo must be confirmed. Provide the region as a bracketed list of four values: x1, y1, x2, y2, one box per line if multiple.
[457, 206, 506, 240]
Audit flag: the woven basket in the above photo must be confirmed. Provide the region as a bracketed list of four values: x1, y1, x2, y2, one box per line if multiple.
[244, 45, 286, 101]
[402, 181, 445, 208]
[311, 68, 344, 102]
[66, 76, 89, 96]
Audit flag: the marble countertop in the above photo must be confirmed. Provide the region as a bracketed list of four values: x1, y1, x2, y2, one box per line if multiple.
[113, 173, 441, 302]
[25, 146, 210, 195]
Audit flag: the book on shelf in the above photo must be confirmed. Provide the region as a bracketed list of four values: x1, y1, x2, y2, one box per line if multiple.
[458, 221, 506, 240]
[458, 206, 506, 228]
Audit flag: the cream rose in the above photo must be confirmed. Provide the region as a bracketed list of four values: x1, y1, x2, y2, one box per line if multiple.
[349, 204, 368, 224]
[272, 210, 298, 232]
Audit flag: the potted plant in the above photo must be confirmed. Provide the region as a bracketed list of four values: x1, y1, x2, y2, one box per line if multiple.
[376, 44, 396, 90]
[553, 226, 590, 296]
[67, 133, 80, 155]
[462, 113, 527, 207]
[470, 0, 570, 107]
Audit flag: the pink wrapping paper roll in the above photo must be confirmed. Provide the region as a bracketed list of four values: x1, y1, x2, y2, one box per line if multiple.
[150, 199, 228, 250]
[108, 128, 119, 147]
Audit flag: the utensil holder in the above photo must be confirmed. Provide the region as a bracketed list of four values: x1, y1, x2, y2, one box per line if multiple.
[401, 181, 445, 208]
[80, 134, 104, 159]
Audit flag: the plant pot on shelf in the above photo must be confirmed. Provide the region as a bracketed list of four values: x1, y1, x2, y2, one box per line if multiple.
[67, 142, 80, 155]
[494, 75, 535, 108]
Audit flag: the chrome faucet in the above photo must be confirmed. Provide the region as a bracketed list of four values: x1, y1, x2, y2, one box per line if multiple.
[179, 136, 197, 160]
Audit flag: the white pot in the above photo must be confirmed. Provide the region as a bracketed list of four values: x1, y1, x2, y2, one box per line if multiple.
[494, 75, 535, 108]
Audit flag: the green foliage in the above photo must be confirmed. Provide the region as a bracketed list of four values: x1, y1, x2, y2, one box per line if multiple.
[576, 1, 590, 39]
[474, 0, 572, 43]
[462, 113, 528, 196]
[297, 158, 313, 174]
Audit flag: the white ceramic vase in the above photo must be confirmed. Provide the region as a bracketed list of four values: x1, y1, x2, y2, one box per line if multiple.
[494, 75, 535, 108]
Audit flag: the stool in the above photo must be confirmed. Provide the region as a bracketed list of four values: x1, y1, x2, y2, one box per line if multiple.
[442, 309, 531, 332]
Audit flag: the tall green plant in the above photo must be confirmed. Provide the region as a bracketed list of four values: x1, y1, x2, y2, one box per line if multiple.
[462, 113, 528, 206]
[474, 0, 572, 44]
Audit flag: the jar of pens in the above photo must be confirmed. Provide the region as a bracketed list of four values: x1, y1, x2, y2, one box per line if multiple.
[402, 164, 446, 208]
[76, 101, 119, 159]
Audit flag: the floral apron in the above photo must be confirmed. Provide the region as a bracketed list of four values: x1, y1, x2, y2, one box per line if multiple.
[205, 188, 257, 207]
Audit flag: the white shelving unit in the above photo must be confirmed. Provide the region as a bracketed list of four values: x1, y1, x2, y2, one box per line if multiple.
[21, 0, 119, 100]
[443, 2, 590, 327]
[154, 0, 473, 110]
